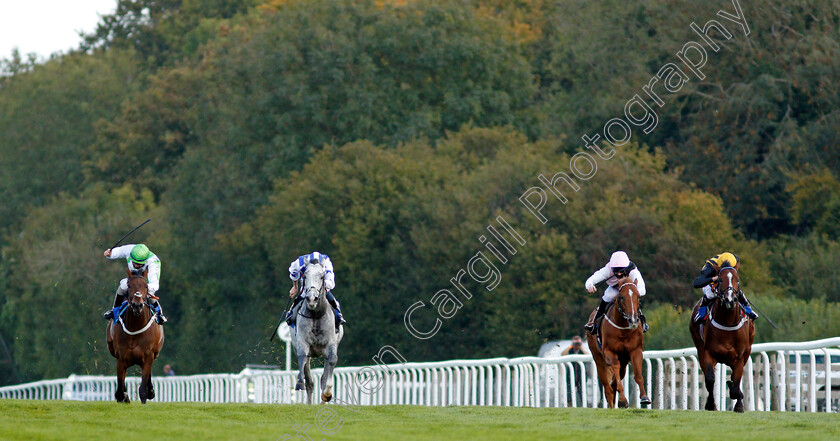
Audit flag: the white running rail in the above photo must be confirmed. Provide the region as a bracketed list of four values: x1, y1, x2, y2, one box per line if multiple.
[2, 337, 839, 412]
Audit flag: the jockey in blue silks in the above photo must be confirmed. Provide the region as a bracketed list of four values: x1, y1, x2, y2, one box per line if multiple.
[692, 252, 758, 323]
[285, 251, 346, 332]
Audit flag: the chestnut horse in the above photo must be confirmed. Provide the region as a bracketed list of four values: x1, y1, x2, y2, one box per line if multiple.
[586, 278, 651, 408]
[106, 270, 164, 404]
[689, 266, 755, 412]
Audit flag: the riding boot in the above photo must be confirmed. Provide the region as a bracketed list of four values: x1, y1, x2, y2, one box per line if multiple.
[639, 307, 649, 333]
[150, 298, 168, 325]
[285, 295, 303, 327]
[694, 295, 715, 323]
[103, 286, 127, 321]
[738, 291, 759, 321]
[326, 291, 346, 332]
[585, 300, 610, 334]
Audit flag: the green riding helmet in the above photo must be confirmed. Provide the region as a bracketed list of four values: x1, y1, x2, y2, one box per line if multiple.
[129, 244, 151, 265]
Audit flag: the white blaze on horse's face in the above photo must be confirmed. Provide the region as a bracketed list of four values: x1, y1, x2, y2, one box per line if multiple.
[719, 268, 738, 309]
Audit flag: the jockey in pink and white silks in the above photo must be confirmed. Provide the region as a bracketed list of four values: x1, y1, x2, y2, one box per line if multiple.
[285, 251, 346, 332]
[584, 251, 648, 333]
[102, 244, 167, 325]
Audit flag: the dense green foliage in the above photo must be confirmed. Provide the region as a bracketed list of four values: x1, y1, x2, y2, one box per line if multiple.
[1, 0, 839, 383]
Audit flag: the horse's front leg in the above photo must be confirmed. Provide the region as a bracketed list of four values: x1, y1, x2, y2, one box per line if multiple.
[604, 349, 625, 408]
[320, 344, 339, 403]
[702, 352, 717, 411]
[296, 351, 308, 392]
[139, 355, 154, 404]
[630, 349, 650, 406]
[115, 360, 130, 403]
[728, 359, 746, 413]
[304, 358, 314, 405]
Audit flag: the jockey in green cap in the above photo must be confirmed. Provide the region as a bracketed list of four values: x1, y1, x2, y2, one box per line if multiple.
[102, 244, 167, 324]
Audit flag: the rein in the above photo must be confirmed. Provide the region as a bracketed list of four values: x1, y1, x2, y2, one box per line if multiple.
[117, 275, 157, 335]
[709, 267, 747, 332]
[298, 271, 327, 320]
[603, 283, 640, 331]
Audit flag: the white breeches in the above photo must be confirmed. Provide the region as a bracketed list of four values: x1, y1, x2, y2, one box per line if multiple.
[702, 285, 715, 299]
[117, 279, 128, 296]
[602, 285, 646, 302]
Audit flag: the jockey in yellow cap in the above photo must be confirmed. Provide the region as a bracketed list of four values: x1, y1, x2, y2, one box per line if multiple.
[692, 252, 757, 323]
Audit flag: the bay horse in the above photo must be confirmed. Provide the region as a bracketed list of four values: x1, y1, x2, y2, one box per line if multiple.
[690, 266, 754, 412]
[106, 269, 164, 404]
[292, 260, 344, 404]
[586, 278, 651, 408]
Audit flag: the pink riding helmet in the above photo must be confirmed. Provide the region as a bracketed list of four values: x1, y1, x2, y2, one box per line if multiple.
[609, 251, 630, 269]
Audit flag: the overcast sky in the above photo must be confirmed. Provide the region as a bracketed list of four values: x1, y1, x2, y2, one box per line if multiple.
[0, 0, 117, 60]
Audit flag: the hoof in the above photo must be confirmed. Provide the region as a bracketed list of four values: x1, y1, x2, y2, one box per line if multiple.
[640, 396, 651, 406]
[148, 388, 155, 401]
[618, 399, 629, 409]
[705, 402, 716, 411]
[321, 392, 333, 403]
[734, 401, 744, 413]
[295, 381, 305, 391]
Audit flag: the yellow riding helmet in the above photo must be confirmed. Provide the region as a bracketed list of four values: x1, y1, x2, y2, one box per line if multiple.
[711, 252, 739, 269]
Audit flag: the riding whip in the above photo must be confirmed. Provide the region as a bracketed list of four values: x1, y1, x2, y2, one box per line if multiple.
[744, 294, 778, 329]
[270, 296, 294, 342]
[109, 219, 152, 250]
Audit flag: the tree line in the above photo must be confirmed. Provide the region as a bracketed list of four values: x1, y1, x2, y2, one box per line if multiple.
[1, 0, 838, 384]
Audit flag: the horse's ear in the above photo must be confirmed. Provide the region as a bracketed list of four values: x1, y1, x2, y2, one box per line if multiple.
[143, 268, 149, 279]
[127, 268, 132, 278]
[634, 278, 639, 286]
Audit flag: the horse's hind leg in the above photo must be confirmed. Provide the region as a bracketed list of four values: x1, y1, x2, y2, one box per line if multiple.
[615, 354, 629, 408]
[115, 360, 130, 404]
[604, 350, 626, 408]
[703, 354, 717, 411]
[321, 344, 338, 403]
[296, 353, 308, 391]
[728, 360, 746, 413]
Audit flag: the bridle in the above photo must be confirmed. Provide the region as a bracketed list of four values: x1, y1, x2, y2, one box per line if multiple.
[713, 267, 741, 309]
[605, 282, 640, 330]
[127, 274, 151, 317]
[299, 266, 327, 319]
[709, 267, 748, 331]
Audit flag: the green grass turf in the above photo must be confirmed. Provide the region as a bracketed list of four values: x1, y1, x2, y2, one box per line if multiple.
[0, 400, 838, 441]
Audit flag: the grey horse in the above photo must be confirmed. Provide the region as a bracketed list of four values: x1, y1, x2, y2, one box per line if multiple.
[292, 260, 344, 404]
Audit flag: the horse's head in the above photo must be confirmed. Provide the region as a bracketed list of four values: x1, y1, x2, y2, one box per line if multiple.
[126, 268, 149, 316]
[616, 278, 641, 329]
[303, 261, 326, 310]
[716, 267, 740, 311]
